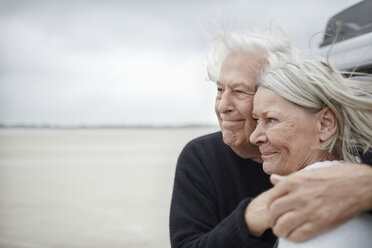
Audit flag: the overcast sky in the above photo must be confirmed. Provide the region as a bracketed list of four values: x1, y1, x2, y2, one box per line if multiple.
[0, 0, 360, 126]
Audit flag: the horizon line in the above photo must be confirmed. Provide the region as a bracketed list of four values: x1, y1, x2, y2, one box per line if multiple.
[0, 123, 219, 129]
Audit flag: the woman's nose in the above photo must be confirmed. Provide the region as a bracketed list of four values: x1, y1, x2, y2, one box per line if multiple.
[250, 124, 266, 145]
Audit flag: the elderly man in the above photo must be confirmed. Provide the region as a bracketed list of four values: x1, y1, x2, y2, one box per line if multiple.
[169, 32, 372, 248]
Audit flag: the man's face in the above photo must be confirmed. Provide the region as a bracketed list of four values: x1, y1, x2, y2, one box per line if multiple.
[215, 52, 265, 159]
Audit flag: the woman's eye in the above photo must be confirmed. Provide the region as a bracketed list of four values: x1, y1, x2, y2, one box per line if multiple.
[252, 117, 259, 124]
[267, 118, 277, 124]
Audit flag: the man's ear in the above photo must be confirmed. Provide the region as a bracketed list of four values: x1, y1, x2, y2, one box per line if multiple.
[318, 107, 337, 142]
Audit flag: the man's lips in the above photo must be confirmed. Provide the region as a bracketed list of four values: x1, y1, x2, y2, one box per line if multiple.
[221, 119, 244, 128]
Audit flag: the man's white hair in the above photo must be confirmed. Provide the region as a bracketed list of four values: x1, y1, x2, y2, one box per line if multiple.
[207, 31, 296, 83]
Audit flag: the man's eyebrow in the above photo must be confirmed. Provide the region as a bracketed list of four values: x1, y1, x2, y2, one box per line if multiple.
[233, 82, 256, 92]
[216, 81, 255, 90]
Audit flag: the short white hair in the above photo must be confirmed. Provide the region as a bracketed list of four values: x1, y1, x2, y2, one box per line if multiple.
[258, 58, 372, 162]
[207, 31, 296, 83]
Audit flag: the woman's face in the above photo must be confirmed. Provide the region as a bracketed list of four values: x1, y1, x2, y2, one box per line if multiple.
[250, 87, 327, 175]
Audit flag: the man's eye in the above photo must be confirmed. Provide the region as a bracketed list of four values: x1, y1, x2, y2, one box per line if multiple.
[234, 90, 245, 94]
[217, 87, 224, 93]
[233, 90, 255, 99]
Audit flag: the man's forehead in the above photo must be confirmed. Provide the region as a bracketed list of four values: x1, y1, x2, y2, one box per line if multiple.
[217, 53, 264, 87]
[217, 70, 258, 89]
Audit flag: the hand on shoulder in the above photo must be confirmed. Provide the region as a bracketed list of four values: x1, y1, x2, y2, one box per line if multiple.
[267, 163, 372, 242]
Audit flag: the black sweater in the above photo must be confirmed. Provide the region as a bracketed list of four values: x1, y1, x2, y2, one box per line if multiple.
[169, 132, 276, 248]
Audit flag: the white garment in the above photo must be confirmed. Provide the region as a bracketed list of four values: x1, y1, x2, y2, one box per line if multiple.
[277, 160, 372, 248]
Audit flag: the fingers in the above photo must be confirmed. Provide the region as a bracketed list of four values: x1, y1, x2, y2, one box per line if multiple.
[267, 179, 310, 234]
[268, 192, 307, 228]
[267, 171, 324, 241]
[267, 165, 372, 243]
[267, 178, 290, 207]
[271, 210, 305, 239]
[286, 222, 319, 242]
[267, 176, 295, 214]
[245, 190, 273, 236]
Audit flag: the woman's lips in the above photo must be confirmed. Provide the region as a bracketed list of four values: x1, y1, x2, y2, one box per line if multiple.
[261, 152, 277, 160]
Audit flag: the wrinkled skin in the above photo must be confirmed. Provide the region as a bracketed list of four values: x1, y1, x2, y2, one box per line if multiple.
[217, 52, 372, 243]
[246, 87, 372, 241]
[215, 52, 265, 161]
[246, 163, 372, 241]
[250, 87, 332, 175]
[268, 164, 372, 242]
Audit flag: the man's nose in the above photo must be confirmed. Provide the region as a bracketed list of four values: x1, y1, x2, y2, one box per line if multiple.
[217, 91, 233, 113]
[250, 124, 267, 145]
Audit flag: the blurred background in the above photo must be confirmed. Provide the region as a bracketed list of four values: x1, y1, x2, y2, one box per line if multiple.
[0, 0, 360, 247]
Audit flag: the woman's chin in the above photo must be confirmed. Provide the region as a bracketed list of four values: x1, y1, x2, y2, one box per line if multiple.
[262, 162, 281, 175]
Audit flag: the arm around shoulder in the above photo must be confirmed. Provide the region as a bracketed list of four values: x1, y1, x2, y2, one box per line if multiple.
[169, 135, 276, 248]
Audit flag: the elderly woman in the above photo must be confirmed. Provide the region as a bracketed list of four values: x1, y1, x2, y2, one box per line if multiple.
[249, 59, 372, 247]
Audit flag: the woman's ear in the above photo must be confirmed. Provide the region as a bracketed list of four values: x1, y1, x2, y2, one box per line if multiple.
[318, 107, 337, 142]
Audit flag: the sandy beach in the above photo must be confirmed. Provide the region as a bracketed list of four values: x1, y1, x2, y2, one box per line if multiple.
[0, 127, 218, 248]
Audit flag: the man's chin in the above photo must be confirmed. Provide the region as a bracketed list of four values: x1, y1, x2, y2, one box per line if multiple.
[221, 132, 240, 147]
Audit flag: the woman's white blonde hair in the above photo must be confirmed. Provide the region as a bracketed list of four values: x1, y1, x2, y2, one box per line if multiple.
[258, 59, 372, 162]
